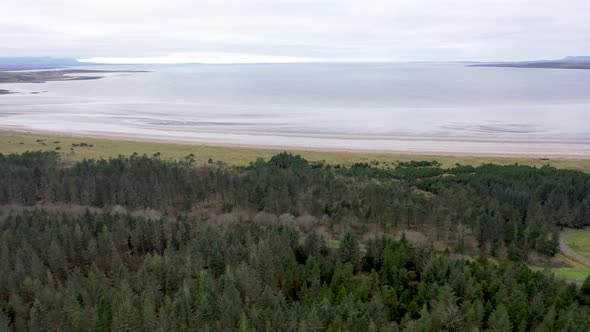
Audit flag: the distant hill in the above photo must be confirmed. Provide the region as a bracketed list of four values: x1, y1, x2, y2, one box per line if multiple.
[0, 57, 89, 70]
[561, 56, 590, 63]
[472, 56, 590, 70]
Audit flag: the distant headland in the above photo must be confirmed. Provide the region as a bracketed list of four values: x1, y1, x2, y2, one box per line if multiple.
[0, 57, 146, 95]
[0, 57, 93, 70]
[471, 56, 590, 70]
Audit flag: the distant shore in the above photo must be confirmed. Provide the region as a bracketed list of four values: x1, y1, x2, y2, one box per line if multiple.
[0, 68, 147, 84]
[0, 68, 147, 94]
[471, 62, 590, 70]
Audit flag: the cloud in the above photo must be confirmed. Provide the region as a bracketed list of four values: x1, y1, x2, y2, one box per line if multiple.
[1, 0, 589, 62]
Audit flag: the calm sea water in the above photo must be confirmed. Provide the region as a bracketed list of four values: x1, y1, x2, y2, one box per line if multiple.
[1, 63, 590, 156]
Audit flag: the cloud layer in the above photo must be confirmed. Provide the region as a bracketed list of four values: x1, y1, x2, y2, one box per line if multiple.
[2, 0, 589, 63]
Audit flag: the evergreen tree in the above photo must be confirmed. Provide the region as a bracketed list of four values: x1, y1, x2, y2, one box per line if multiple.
[28, 299, 48, 332]
[112, 297, 141, 332]
[1, 152, 590, 331]
[582, 274, 590, 298]
[96, 287, 113, 332]
[338, 230, 360, 268]
[0, 308, 8, 331]
[141, 295, 157, 331]
[487, 304, 512, 332]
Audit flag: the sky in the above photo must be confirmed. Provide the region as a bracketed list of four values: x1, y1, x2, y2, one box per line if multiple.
[1, 0, 589, 64]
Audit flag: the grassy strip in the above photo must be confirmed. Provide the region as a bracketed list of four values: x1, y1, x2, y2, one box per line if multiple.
[2, 131, 590, 171]
[548, 230, 590, 283]
[551, 268, 590, 283]
[326, 239, 367, 253]
[564, 232, 590, 262]
[555, 253, 589, 269]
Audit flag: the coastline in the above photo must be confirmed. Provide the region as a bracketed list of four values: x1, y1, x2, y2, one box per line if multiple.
[2, 127, 590, 172]
[0, 69, 147, 84]
[471, 62, 590, 70]
[2, 125, 590, 159]
[2, 62, 589, 163]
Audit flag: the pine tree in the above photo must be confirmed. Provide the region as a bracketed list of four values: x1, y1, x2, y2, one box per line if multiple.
[0, 308, 8, 331]
[197, 271, 215, 323]
[47, 239, 67, 274]
[303, 231, 324, 258]
[581, 274, 590, 298]
[112, 298, 142, 332]
[141, 295, 157, 331]
[28, 299, 48, 332]
[487, 304, 512, 332]
[338, 230, 360, 269]
[219, 277, 241, 330]
[528, 293, 545, 327]
[238, 311, 251, 332]
[437, 292, 464, 331]
[96, 287, 113, 332]
[534, 305, 555, 332]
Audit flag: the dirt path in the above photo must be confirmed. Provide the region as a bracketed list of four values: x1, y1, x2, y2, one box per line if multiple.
[559, 230, 590, 268]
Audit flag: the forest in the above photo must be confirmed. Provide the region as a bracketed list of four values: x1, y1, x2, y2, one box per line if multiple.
[1, 151, 590, 331]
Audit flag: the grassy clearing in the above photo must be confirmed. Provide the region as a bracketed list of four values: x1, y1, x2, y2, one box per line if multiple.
[546, 231, 590, 283]
[554, 252, 589, 269]
[531, 261, 589, 284]
[564, 231, 590, 261]
[551, 268, 590, 282]
[2, 131, 590, 171]
[326, 239, 368, 253]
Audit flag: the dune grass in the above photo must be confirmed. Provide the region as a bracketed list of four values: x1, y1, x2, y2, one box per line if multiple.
[2, 131, 590, 171]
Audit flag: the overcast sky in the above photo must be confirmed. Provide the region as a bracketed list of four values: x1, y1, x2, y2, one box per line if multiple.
[2, 0, 589, 63]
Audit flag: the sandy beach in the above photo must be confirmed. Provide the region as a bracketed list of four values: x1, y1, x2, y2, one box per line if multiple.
[2, 125, 590, 159]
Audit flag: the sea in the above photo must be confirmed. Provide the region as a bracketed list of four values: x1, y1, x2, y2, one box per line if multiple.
[1, 62, 590, 156]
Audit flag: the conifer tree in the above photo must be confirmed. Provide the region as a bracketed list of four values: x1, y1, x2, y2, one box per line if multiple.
[338, 230, 360, 268]
[487, 304, 512, 332]
[96, 287, 113, 332]
[28, 299, 48, 332]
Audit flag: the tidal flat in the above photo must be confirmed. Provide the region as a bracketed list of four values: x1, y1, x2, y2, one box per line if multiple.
[1, 63, 589, 158]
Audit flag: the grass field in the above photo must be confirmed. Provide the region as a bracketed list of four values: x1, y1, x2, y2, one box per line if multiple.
[532, 256, 589, 284]
[564, 231, 590, 261]
[551, 268, 590, 283]
[2, 131, 590, 171]
[326, 239, 367, 253]
[549, 230, 590, 283]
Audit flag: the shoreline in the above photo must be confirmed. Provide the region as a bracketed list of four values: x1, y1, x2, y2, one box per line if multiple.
[0, 69, 147, 84]
[4, 128, 590, 173]
[2, 126, 590, 160]
[2, 63, 589, 160]
[471, 63, 590, 70]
